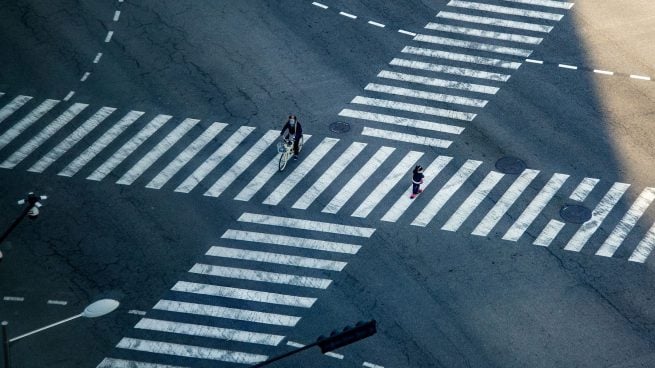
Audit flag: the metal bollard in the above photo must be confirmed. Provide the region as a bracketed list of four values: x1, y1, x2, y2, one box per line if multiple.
[1, 321, 9, 368]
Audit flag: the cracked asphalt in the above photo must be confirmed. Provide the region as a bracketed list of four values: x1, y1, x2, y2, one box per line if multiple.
[1, 1, 655, 367]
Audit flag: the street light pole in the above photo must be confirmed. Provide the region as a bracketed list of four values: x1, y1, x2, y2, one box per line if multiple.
[0, 192, 47, 262]
[1, 321, 9, 368]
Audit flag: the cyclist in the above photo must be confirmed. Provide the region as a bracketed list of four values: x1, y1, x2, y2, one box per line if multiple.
[280, 114, 303, 159]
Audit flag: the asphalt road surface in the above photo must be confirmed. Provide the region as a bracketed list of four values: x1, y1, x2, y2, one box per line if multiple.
[1, 1, 655, 367]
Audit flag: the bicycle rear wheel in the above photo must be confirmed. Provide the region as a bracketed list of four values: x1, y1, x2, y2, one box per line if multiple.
[279, 151, 289, 171]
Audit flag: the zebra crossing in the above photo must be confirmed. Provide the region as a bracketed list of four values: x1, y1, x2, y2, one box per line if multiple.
[0, 89, 654, 264]
[96, 213, 375, 367]
[340, 0, 574, 148]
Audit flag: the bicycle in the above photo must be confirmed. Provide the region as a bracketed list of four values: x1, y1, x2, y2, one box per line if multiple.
[277, 136, 304, 171]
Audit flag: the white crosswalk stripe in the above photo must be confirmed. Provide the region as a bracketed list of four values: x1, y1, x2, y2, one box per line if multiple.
[0, 95, 33, 125]
[441, 171, 505, 232]
[378, 70, 500, 94]
[569, 177, 600, 202]
[504, 0, 574, 10]
[153, 299, 301, 326]
[29, 107, 117, 173]
[361, 127, 453, 148]
[382, 155, 454, 223]
[58, 111, 144, 177]
[533, 219, 565, 247]
[86, 114, 171, 180]
[323, 146, 396, 214]
[189, 263, 332, 289]
[339, 109, 465, 134]
[402, 46, 521, 70]
[221, 229, 361, 254]
[204, 130, 278, 197]
[206, 246, 347, 271]
[564, 182, 631, 252]
[237, 212, 376, 237]
[414, 34, 533, 57]
[0, 103, 88, 169]
[472, 169, 540, 236]
[145, 122, 226, 189]
[411, 159, 481, 226]
[629, 224, 655, 263]
[116, 338, 267, 364]
[365, 82, 488, 108]
[352, 95, 477, 122]
[116, 118, 199, 185]
[502, 173, 569, 241]
[436, 11, 553, 33]
[425, 22, 543, 44]
[448, 0, 565, 21]
[596, 187, 655, 258]
[352, 150, 424, 218]
[390, 58, 511, 82]
[97, 358, 186, 368]
[234, 135, 312, 202]
[292, 142, 367, 210]
[263, 137, 339, 205]
[175, 126, 254, 193]
[0, 99, 59, 151]
[135, 317, 285, 346]
[171, 281, 317, 308]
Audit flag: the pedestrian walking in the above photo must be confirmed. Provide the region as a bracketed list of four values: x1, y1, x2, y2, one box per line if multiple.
[410, 165, 424, 199]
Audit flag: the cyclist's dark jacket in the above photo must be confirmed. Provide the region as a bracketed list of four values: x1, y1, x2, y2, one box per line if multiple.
[281, 121, 303, 139]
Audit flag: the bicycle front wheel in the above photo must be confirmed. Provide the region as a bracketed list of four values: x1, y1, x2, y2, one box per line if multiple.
[278, 152, 289, 171]
[297, 136, 304, 153]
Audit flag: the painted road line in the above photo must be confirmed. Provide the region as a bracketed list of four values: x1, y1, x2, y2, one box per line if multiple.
[0, 95, 32, 125]
[425, 23, 543, 44]
[414, 34, 533, 57]
[204, 130, 278, 197]
[47, 300, 68, 305]
[361, 127, 452, 148]
[447, 0, 565, 21]
[28, 107, 116, 173]
[0, 99, 59, 151]
[339, 11, 357, 19]
[97, 358, 187, 368]
[398, 29, 417, 37]
[3, 296, 24, 302]
[175, 126, 254, 193]
[378, 70, 500, 94]
[525, 59, 543, 64]
[569, 177, 599, 201]
[383, 155, 455, 223]
[206, 246, 347, 271]
[93, 53, 103, 63]
[365, 83, 488, 108]
[190, 263, 332, 289]
[116, 338, 267, 364]
[293, 142, 367, 210]
[503, 0, 575, 10]
[135, 318, 284, 346]
[80, 72, 91, 82]
[558, 63, 577, 70]
[63, 91, 75, 101]
[630, 75, 651, 81]
[596, 187, 655, 258]
[402, 46, 521, 70]
[312, 2, 328, 9]
[390, 58, 510, 82]
[564, 182, 631, 252]
[436, 11, 553, 33]
[113, 10, 121, 21]
[105, 31, 113, 42]
[221, 229, 361, 254]
[117, 118, 199, 185]
[263, 137, 339, 205]
[172, 281, 317, 308]
[0, 103, 88, 169]
[411, 159, 481, 226]
[502, 173, 569, 241]
[323, 146, 395, 214]
[234, 135, 312, 202]
[86, 114, 171, 180]
[441, 171, 505, 232]
[368, 21, 385, 28]
[594, 69, 614, 76]
[237, 212, 376, 237]
[58, 111, 144, 177]
[146, 122, 226, 189]
[351, 95, 476, 121]
[472, 169, 540, 236]
[286, 341, 344, 359]
[533, 219, 565, 247]
[127, 310, 147, 315]
[339, 109, 465, 134]
[352, 151, 424, 218]
[154, 299, 300, 326]
[363, 362, 385, 368]
[629, 224, 655, 263]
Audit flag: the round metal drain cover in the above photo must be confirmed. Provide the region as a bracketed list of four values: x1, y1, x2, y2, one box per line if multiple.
[329, 121, 351, 133]
[495, 156, 526, 174]
[560, 204, 592, 224]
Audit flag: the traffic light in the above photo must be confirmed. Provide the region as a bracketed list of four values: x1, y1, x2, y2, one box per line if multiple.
[316, 320, 377, 353]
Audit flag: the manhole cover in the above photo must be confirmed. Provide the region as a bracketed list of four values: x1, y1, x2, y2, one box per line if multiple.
[329, 121, 351, 133]
[560, 204, 592, 224]
[495, 156, 526, 174]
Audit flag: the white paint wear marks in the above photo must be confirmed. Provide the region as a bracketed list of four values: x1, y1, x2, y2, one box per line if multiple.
[115, 338, 267, 364]
[189, 263, 332, 289]
[402, 46, 521, 70]
[351, 95, 476, 122]
[221, 229, 361, 254]
[424, 23, 543, 44]
[206, 246, 347, 271]
[237, 212, 376, 237]
[378, 70, 499, 94]
[171, 281, 317, 308]
[154, 299, 300, 326]
[436, 11, 553, 33]
[339, 109, 465, 134]
[447, 1, 565, 21]
[414, 34, 533, 57]
[97, 358, 186, 368]
[390, 58, 511, 82]
[365, 82, 488, 108]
